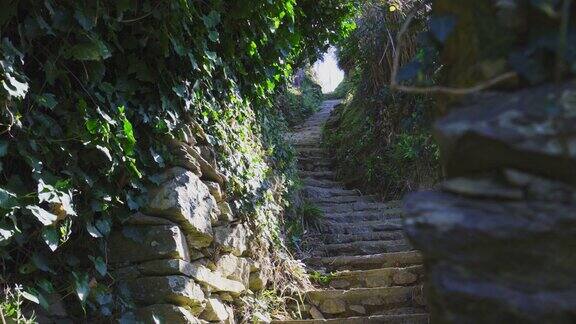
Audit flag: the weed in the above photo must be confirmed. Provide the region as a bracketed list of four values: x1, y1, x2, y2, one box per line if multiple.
[0, 286, 36, 324]
[309, 271, 335, 286]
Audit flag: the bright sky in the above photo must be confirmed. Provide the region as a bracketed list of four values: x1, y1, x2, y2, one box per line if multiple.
[313, 47, 344, 93]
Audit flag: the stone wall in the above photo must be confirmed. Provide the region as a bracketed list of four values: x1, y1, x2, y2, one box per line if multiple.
[404, 82, 576, 322]
[108, 123, 268, 323]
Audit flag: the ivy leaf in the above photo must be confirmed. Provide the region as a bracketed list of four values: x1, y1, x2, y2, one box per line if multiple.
[0, 140, 8, 157]
[21, 290, 40, 304]
[1, 68, 29, 98]
[202, 11, 221, 29]
[208, 31, 220, 43]
[72, 271, 90, 304]
[74, 9, 95, 31]
[86, 221, 102, 238]
[0, 187, 17, 209]
[0, 225, 15, 244]
[89, 255, 107, 276]
[95, 217, 111, 236]
[70, 39, 111, 61]
[41, 226, 60, 251]
[34, 93, 58, 110]
[429, 15, 457, 43]
[26, 205, 57, 226]
[32, 252, 55, 273]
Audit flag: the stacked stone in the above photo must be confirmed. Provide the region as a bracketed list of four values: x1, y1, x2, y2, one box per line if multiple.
[404, 82, 576, 322]
[109, 122, 267, 323]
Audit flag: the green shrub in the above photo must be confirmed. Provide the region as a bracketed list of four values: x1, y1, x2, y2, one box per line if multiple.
[276, 69, 324, 127]
[323, 0, 441, 199]
[0, 0, 355, 319]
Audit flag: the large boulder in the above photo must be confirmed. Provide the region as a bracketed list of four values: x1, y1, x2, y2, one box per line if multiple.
[434, 82, 576, 184]
[146, 167, 219, 248]
[404, 83, 576, 323]
[405, 189, 576, 322]
[108, 225, 190, 265]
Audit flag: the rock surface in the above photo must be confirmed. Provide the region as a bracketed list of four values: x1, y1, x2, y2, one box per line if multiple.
[108, 121, 262, 323]
[404, 83, 576, 323]
[121, 276, 205, 314]
[108, 225, 190, 265]
[132, 304, 203, 323]
[146, 167, 218, 248]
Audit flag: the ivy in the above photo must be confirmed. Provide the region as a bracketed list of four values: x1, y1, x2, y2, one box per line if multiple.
[0, 0, 355, 320]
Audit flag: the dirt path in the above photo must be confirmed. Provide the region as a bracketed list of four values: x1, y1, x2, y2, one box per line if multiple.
[281, 100, 428, 323]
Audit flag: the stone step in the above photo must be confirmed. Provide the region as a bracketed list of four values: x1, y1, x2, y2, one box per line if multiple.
[307, 285, 426, 317]
[300, 164, 333, 172]
[294, 142, 323, 149]
[318, 202, 400, 214]
[302, 178, 345, 189]
[295, 147, 325, 155]
[310, 195, 375, 204]
[298, 156, 332, 165]
[324, 210, 404, 223]
[308, 251, 423, 271]
[314, 239, 412, 257]
[303, 186, 360, 199]
[318, 219, 403, 235]
[300, 171, 336, 180]
[319, 231, 405, 244]
[328, 265, 425, 289]
[273, 314, 428, 324]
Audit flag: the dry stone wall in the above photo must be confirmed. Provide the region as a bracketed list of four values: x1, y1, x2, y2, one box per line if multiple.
[404, 82, 576, 322]
[108, 123, 268, 323]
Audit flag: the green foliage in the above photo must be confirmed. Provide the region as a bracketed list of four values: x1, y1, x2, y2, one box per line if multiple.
[284, 199, 324, 250]
[0, 0, 356, 319]
[309, 270, 335, 286]
[325, 1, 440, 199]
[275, 69, 324, 127]
[298, 201, 324, 227]
[404, 0, 576, 93]
[1, 286, 36, 324]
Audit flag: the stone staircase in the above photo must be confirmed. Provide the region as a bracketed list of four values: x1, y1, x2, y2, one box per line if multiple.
[279, 101, 428, 323]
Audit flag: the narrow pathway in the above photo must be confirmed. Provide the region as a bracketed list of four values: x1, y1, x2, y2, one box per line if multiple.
[282, 101, 428, 323]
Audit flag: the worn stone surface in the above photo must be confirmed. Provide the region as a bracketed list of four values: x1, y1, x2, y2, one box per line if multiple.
[132, 304, 203, 323]
[309, 306, 325, 319]
[108, 225, 190, 265]
[146, 167, 218, 248]
[204, 181, 223, 202]
[123, 212, 177, 226]
[133, 259, 245, 295]
[405, 190, 576, 322]
[404, 84, 576, 323]
[201, 298, 229, 321]
[188, 145, 226, 185]
[121, 276, 205, 314]
[217, 201, 235, 224]
[318, 299, 346, 314]
[276, 101, 428, 321]
[249, 270, 268, 291]
[435, 83, 576, 184]
[214, 224, 249, 256]
[215, 253, 239, 277]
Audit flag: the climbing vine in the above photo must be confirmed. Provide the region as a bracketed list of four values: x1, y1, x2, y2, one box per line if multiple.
[0, 0, 355, 319]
